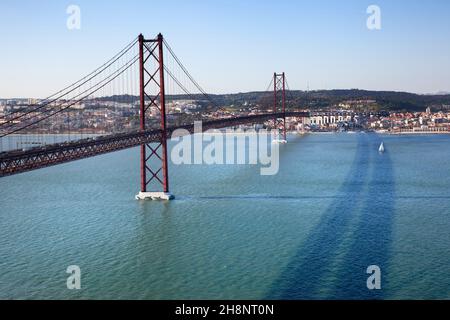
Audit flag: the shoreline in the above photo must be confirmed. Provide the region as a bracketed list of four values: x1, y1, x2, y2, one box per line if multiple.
[3, 131, 450, 137]
[385, 132, 450, 135]
[291, 131, 450, 135]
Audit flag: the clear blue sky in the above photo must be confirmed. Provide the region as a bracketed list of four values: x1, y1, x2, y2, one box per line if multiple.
[1, 0, 450, 98]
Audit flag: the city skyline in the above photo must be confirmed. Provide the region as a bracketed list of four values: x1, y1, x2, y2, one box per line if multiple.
[1, 0, 450, 98]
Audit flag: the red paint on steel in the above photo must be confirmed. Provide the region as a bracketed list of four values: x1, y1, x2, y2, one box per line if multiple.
[138, 34, 147, 192]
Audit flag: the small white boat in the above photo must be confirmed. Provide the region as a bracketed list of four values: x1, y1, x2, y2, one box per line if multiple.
[378, 142, 385, 153]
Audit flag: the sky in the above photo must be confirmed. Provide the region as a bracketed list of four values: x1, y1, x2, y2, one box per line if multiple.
[1, 0, 450, 98]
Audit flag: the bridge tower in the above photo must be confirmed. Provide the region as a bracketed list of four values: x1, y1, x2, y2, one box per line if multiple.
[135, 33, 174, 201]
[273, 72, 287, 142]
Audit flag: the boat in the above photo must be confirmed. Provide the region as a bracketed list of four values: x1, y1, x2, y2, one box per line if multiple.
[378, 142, 385, 153]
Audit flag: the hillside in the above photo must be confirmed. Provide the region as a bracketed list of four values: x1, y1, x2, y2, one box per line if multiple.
[91, 89, 450, 112]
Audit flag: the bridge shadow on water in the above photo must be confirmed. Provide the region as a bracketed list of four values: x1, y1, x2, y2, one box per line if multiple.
[266, 134, 395, 299]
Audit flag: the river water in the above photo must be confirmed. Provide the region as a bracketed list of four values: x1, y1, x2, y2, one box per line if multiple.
[0, 133, 449, 299]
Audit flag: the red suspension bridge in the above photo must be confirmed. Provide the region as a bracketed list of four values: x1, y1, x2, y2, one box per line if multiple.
[0, 33, 308, 199]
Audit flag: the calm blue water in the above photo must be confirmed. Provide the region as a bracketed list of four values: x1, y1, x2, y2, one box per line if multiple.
[0, 133, 449, 299]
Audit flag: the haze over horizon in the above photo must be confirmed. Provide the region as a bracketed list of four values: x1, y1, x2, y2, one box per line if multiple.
[1, 0, 450, 98]
[4, 88, 450, 101]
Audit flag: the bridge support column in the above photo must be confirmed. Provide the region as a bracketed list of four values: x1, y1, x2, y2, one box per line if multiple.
[272, 72, 287, 144]
[135, 33, 174, 201]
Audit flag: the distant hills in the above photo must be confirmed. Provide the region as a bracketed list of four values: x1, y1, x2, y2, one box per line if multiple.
[5, 89, 450, 112]
[188, 89, 450, 112]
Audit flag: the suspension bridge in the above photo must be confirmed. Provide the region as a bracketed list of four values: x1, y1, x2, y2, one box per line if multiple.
[0, 33, 309, 200]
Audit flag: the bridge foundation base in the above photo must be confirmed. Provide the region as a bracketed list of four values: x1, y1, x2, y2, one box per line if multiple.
[135, 192, 175, 201]
[272, 139, 287, 144]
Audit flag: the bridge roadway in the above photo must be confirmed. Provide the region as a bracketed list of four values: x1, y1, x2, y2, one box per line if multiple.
[0, 112, 308, 177]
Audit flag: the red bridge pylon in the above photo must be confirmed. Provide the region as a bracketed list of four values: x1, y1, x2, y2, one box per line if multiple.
[135, 33, 173, 201]
[273, 72, 287, 143]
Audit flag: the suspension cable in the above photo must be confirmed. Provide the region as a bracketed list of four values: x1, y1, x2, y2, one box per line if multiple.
[0, 37, 138, 126]
[1, 54, 140, 138]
